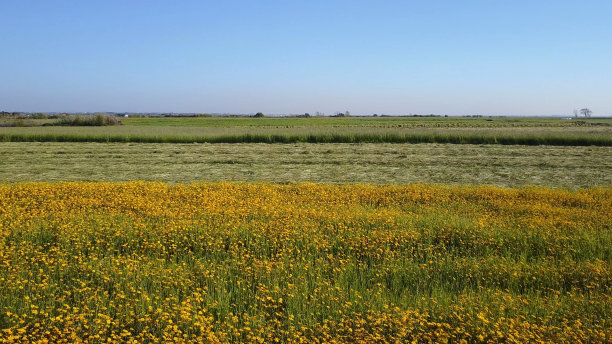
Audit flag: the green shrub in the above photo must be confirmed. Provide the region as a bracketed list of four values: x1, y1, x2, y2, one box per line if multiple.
[55, 114, 122, 126]
[0, 119, 36, 127]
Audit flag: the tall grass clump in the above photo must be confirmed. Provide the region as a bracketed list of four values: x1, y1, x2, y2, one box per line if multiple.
[54, 113, 122, 126]
[0, 119, 37, 127]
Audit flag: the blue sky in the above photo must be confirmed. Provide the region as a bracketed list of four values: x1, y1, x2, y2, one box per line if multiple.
[1, 0, 611, 116]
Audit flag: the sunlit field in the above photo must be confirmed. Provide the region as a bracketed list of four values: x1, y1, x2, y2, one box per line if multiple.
[1, 116, 610, 145]
[1, 142, 610, 188]
[1, 182, 610, 343]
[4, 0, 612, 342]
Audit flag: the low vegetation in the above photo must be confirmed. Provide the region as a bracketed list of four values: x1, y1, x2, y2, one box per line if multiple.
[0, 114, 122, 127]
[0, 116, 609, 145]
[1, 142, 610, 188]
[0, 115, 610, 342]
[1, 182, 610, 342]
[0, 132, 610, 146]
[54, 113, 122, 126]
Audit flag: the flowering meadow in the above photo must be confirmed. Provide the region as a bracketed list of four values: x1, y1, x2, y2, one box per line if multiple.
[0, 182, 610, 343]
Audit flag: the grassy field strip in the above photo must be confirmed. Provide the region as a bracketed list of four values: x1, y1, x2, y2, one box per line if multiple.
[5, 116, 611, 128]
[118, 116, 612, 127]
[0, 182, 610, 342]
[1, 125, 610, 146]
[1, 142, 610, 188]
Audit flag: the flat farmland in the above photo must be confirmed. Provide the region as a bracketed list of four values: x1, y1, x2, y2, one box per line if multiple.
[1, 116, 611, 145]
[1, 183, 610, 342]
[119, 116, 611, 128]
[1, 116, 611, 343]
[1, 142, 610, 188]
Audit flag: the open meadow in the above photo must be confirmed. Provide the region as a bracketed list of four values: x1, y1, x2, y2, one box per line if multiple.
[0, 116, 611, 343]
[0, 142, 610, 188]
[4, 0, 612, 341]
[1, 183, 610, 343]
[1, 116, 611, 145]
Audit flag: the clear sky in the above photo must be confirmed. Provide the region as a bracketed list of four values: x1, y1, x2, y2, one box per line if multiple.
[1, 0, 611, 116]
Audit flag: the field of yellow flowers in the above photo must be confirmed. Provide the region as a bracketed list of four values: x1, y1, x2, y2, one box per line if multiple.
[0, 182, 610, 343]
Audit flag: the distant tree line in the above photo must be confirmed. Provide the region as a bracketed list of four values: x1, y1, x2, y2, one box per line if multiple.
[573, 108, 592, 118]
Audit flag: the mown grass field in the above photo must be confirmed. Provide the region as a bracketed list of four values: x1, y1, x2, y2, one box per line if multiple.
[1, 116, 610, 145]
[1, 142, 610, 188]
[1, 183, 610, 343]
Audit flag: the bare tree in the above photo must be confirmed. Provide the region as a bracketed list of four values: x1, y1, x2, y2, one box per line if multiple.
[573, 109, 579, 118]
[579, 108, 592, 118]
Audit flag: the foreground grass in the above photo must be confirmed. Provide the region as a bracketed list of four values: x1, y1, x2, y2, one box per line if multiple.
[0, 182, 610, 343]
[1, 117, 610, 145]
[1, 142, 610, 188]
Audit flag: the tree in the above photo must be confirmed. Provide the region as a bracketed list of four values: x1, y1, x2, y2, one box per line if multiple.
[579, 108, 592, 118]
[254, 112, 264, 118]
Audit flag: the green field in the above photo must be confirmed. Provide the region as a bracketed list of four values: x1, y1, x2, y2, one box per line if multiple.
[1, 142, 610, 188]
[1, 183, 610, 342]
[1, 116, 610, 145]
[1, 116, 611, 342]
[5, 115, 608, 127]
[119, 116, 611, 127]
